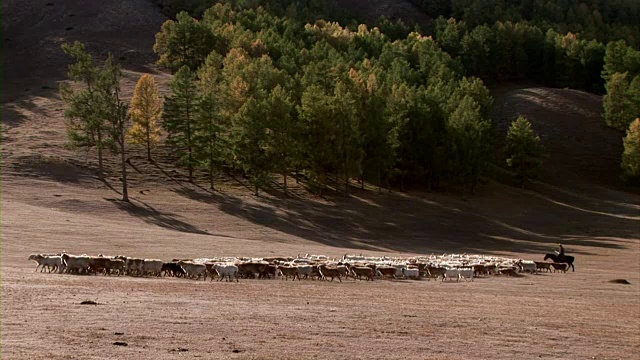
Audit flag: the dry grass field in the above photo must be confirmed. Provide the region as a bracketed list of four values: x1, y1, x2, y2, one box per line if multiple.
[2, 1, 639, 359]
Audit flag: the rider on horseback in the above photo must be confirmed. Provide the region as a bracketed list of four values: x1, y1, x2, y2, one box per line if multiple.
[554, 244, 565, 262]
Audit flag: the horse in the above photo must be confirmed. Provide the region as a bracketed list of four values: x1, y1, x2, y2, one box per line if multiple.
[544, 253, 575, 272]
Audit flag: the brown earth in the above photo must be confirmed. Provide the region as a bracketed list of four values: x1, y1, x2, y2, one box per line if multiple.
[2, 1, 640, 359]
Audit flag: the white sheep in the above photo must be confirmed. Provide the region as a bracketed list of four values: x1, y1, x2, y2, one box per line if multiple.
[178, 261, 207, 280]
[444, 268, 461, 281]
[458, 268, 474, 281]
[28, 254, 63, 273]
[401, 267, 420, 279]
[517, 260, 537, 273]
[214, 264, 239, 282]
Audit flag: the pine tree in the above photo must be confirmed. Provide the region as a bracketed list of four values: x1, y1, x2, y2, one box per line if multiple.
[505, 116, 544, 188]
[60, 41, 106, 177]
[386, 83, 413, 192]
[334, 81, 361, 196]
[97, 54, 130, 202]
[193, 79, 225, 190]
[128, 74, 162, 161]
[628, 75, 640, 123]
[622, 118, 640, 184]
[164, 66, 199, 182]
[299, 85, 337, 195]
[351, 70, 394, 193]
[602, 40, 631, 81]
[231, 97, 271, 196]
[449, 77, 493, 119]
[447, 95, 492, 193]
[154, 11, 218, 72]
[603, 72, 633, 131]
[264, 85, 296, 196]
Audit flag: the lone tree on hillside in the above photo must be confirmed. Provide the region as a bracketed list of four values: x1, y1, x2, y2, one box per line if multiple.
[61, 41, 130, 202]
[128, 74, 163, 161]
[98, 54, 131, 202]
[60, 41, 106, 177]
[505, 116, 544, 188]
[622, 118, 640, 184]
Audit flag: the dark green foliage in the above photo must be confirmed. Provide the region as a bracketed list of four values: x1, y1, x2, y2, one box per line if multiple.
[96, 55, 131, 201]
[410, 0, 640, 47]
[298, 84, 336, 194]
[163, 66, 200, 181]
[622, 118, 640, 184]
[194, 81, 224, 190]
[602, 41, 640, 131]
[60, 42, 106, 175]
[150, 4, 530, 195]
[604, 72, 633, 131]
[447, 95, 492, 193]
[232, 96, 272, 196]
[505, 116, 544, 188]
[154, 11, 221, 72]
[263, 85, 297, 195]
[455, 20, 607, 93]
[61, 42, 131, 201]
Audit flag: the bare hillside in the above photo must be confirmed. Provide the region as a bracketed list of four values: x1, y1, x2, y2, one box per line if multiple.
[493, 84, 628, 193]
[2, 0, 166, 102]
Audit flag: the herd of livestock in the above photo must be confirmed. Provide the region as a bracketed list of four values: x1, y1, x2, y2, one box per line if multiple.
[27, 252, 574, 282]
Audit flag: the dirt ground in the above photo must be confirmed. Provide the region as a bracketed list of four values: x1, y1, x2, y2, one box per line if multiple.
[2, 163, 639, 359]
[2, 1, 640, 359]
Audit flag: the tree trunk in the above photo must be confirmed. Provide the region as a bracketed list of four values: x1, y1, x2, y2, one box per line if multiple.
[283, 172, 288, 196]
[295, 166, 300, 184]
[120, 137, 129, 202]
[209, 162, 215, 190]
[344, 174, 349, 197]
[146, 125, 152, 161]
[378, 169, 382, 194]
[97, 128, 104, 177]
[254, 183, 259, 197]
[186, 98, 193, 183]
[344, 154, 349, 197]
[520, 157, 525, 189]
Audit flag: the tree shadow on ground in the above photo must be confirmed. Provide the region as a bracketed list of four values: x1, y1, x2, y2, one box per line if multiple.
[106, 197, 213, 236]
[8, 155, 98, 184]
[172, 178, 638, 257]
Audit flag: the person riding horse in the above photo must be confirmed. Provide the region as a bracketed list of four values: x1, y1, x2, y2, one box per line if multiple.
[544, 245, 575, 271]
[554, 244, 565, 262]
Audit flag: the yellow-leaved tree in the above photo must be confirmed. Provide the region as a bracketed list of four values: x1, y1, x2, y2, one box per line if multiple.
[128, 74, 162, 161]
